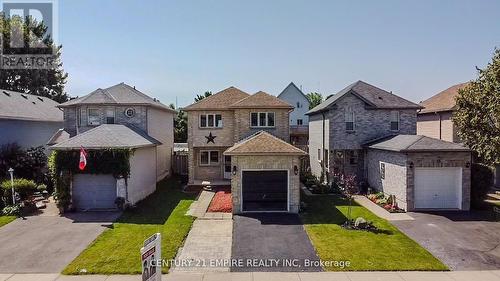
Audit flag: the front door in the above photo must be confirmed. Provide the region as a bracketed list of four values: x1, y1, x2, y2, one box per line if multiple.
[224, 155, 232, 179]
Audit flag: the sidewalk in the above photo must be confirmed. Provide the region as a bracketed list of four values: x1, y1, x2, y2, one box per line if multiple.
[353, 195, 414, 221]
[2, 271, 500, 281]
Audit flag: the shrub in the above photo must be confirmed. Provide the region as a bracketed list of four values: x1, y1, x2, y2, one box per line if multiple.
[2, 204, 21, 216]
[37, 184, 47, 192]
[471, 163, 494, 209]
[1, 178, 37, 202]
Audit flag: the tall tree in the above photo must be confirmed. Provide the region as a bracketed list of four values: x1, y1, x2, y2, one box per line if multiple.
[453, 49, 500, 165]
[306, 92, 323, 109]
[194, 91, 212, 102]
[169, 104, 187, 142]
[0, 14, 69, 103]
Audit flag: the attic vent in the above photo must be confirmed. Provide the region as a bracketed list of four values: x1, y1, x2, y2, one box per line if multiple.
[2, 91, 10, 97]
[37, 97, 44, 102]
[32, 101, 36, 104]
[378, 96, 383, 100]
[21, 94, 28, 99]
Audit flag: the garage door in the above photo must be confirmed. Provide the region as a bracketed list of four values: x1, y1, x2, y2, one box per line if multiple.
[73, 174, 117, 210]
[414, 168, 462, 209]
[242, 170, 288, 212]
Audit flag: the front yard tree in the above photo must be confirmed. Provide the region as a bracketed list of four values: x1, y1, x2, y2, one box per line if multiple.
[454, 49, 500, 165]
[306, 92, 323, 109]
[0, 14, 69, 103]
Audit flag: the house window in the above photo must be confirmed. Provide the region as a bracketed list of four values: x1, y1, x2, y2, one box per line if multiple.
[297, 119, 303, 126]
[324, 149, 329, 167]
[200, 151, 219, 165]
[124, 107, 135, 118]
[390, 111, 399, 131]
[380, 163, 385, 179]
[296, 102, 301, 108]
[79, 107, 85, 126]
[317, 148, 321, 161]
[345, 106, 354, 131]
[200, 114, 222, 128]
[106, 108, 115, 124]
[87, 108, 100, 126]
[251, 112, 275, 127]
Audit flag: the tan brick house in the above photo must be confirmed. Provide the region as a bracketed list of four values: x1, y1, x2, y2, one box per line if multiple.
[183, 87, 306, 213]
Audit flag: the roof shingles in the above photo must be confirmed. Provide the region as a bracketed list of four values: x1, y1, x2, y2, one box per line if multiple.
[224, 131, 306, 156]
[365, 135, 469, 152]
[419, 82, 469, 114]
[0, 89, 63, 122]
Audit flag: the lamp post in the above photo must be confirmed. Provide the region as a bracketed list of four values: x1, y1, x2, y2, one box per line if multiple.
[8, 168, 15, 205]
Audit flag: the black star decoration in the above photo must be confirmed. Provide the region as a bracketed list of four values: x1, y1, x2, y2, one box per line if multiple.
[205, 132, 217, 144]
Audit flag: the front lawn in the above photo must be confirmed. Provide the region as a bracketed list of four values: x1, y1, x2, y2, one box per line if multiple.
[301, 195, 448, 271]
[0, 216, 16, 227]
[63, 177, 195, 275]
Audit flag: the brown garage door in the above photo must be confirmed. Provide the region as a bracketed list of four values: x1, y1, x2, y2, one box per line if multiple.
[242, 170, 288, 212]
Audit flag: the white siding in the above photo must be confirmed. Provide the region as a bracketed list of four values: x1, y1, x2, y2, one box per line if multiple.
[308, 114, 328, 177]
[0, 119, 62, 152]
[147, 108, 174, 181]
[128, 146, 157, 204]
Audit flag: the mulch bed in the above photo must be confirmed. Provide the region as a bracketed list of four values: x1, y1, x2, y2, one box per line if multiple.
[207, 188, 232, 213]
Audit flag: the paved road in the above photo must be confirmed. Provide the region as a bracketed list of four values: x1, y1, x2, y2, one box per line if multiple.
[0, 212, 120, 273]
[393, 211, 500, 270]
[231, 213, 322, 272]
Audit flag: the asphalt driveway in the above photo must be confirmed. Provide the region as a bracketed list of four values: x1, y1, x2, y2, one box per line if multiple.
[0, 212, 120, 273]
[231, 213, 322, 272]
[392, 211, 500, 270]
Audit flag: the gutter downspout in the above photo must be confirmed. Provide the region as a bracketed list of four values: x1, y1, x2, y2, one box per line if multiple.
[322, 112, 326, 183]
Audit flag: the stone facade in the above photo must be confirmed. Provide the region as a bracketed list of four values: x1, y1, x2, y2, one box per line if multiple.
[187, 108, 290, 183]
[230, 155, 301, 214]
[366, 149, 471, 211]
[309, 92, 417, 180]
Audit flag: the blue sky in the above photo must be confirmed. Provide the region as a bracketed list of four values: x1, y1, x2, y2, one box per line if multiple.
[59, 0, 500, 107]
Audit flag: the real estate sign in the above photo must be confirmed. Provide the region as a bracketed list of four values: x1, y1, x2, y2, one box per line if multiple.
[141, 233, 161, 281]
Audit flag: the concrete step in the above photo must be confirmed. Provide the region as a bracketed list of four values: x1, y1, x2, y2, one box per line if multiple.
[487, 192, 500, 200]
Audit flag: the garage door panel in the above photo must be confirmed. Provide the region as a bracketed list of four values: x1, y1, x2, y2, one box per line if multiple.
[414, 168, 461, 209]
[73, 174, 117, 210]
[242, 170, 288, 212]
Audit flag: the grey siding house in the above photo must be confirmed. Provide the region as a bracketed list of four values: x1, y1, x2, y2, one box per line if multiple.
[278, 82, 310, 147]
[0, 89, 63, 150]
[307, 81, 471, 211]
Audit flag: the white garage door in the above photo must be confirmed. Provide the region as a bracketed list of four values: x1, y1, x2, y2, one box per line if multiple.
[73, 174, 117, 210]
[414, 167, 462, 209]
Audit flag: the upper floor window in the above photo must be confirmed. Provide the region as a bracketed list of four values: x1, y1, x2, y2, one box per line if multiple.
[79, 107, 85, 126]
[296, 102, 301, 108]
[297, 119, 303, 126]
[390, 111, 399, 131]
[106, 108, 115, 124]
[200, 114, 222, 128]
[88, 108, 101, 126]
[345, 106, 354, 131]
[251, 112, 275, 127]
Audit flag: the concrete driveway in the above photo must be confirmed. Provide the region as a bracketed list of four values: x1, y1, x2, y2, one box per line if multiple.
[392, 211, 500, 270]
[0, 212, 120, 273]
[231, 213, 322, 272]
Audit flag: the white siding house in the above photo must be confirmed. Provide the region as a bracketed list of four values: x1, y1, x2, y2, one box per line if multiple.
[278, 82, 310, 126]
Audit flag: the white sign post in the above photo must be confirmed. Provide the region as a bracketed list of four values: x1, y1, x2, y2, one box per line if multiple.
[141, 233, 162, 281]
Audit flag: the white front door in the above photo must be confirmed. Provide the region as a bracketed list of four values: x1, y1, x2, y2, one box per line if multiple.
[414, 167, 462, 209]
[224, 155, 232, 179]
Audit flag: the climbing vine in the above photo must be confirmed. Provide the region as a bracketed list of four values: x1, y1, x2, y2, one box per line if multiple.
[48, 149, 132, 210]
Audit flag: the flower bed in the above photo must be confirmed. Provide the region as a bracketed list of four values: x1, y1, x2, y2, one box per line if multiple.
[207, 188, 232, 213]
[367, 192, 405, 213]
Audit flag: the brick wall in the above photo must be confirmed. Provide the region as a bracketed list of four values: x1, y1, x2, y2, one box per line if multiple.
[230, 155, 301, 213]
[233, 108, 290, 142]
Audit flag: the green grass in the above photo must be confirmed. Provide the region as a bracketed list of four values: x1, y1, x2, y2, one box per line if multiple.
[301, 195, 448, 271]
[63, 177, 195, 275]
[0, 216, 16, 227]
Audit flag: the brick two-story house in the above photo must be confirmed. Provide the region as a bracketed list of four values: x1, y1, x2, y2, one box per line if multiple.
[49, 83, 175, 210]
[184, 87, 306, 213]
[307, 81, 471, 211]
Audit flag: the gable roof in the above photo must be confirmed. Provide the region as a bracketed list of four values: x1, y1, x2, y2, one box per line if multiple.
[278, 82, 310, 103]
[51, 124, 161, 150]
[306, 80, 422, 115]
[224, 131, 307, 156]
[0, 89, 63, 122]
[365, 135, 469, 152]
[229, 91, 293, 109]
[59, 83, 175, 113]
[183, 86, 250, 111]
[419, 82, 469, 114]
